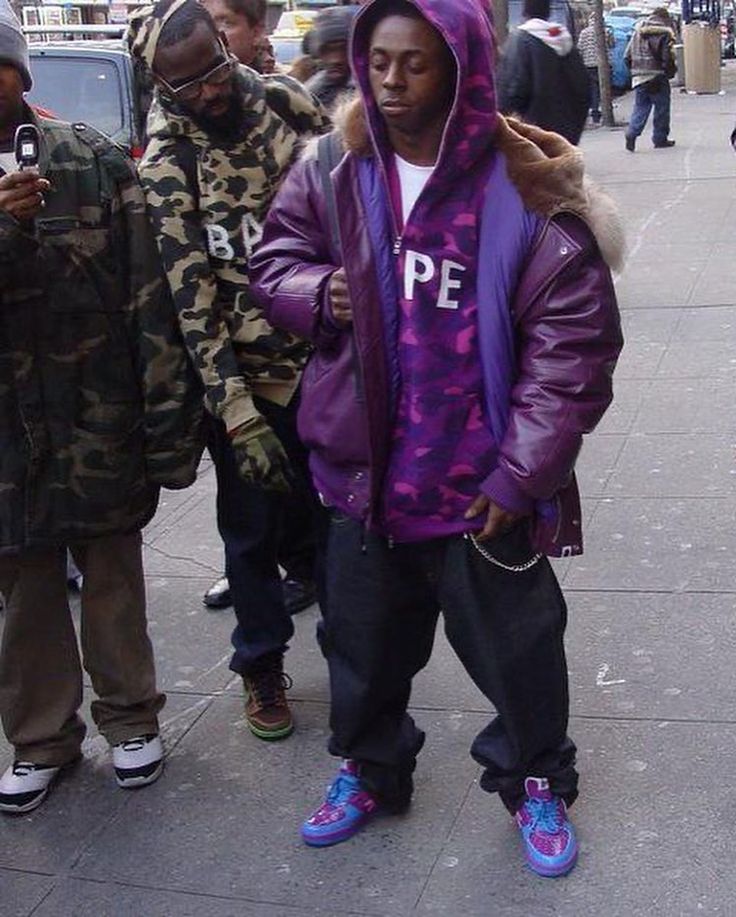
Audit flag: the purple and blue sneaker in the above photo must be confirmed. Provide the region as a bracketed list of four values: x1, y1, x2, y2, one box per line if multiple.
[302, 760, 379, 847]
[515, 777, 578, 877]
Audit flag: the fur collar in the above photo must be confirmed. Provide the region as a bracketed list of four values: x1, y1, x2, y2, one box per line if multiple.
[326, 98, 625, 272]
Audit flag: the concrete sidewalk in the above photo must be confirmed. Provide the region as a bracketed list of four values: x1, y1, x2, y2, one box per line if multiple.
[2, 69, 736, 917]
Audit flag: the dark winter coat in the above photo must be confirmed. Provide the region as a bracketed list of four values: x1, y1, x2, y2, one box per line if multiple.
[0, 108, 204, 553]
[498, 27, 590, 144]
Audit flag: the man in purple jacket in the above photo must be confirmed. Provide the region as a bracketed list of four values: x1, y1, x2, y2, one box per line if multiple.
[251, 0, 623, 877]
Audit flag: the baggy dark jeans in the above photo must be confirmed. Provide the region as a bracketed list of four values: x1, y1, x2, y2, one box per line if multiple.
[207, 395, 322, 674]
[321, 515, 578, 814]
[627, 75, 672, 145]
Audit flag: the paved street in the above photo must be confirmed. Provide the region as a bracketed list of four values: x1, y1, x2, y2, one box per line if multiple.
[2, 68, 736, 916]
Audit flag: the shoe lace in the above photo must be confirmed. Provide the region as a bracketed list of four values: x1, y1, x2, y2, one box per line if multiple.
[119, 737, 147, 752]
[526, 796, 564, 834]
[325, 772, 358, 807]
[247, 664, 293, 711]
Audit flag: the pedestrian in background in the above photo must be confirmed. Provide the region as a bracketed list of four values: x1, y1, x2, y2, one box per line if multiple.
[305, 5, 358, 111]
[254, 35, 277, 74]
[497, 0, 589, 144]
[0, 0, 203, 814]
[624, 7, 677, 151]
[577, 11, 613, 126]
[252, 0, 623, 877]
[202, 0, 265, 70]
[128, 0, 328, 742]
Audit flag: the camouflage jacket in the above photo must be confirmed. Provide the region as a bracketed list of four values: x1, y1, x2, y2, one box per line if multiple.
[139, 67, 330, 433]
[0, 107, 204, 554]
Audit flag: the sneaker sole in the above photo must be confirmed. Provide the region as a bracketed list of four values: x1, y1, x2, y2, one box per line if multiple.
[0, 785, 51, 815]
[202, 596, 232, 609]
[0, 756, 81, 815]
[115, 759, 164, 790]
[302, 819, 369, 847]
[247, 720, 294, 741]
[525, 845, 578, 878]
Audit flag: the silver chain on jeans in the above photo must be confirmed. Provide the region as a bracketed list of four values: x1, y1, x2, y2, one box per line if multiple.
[464, 532, 543, 573]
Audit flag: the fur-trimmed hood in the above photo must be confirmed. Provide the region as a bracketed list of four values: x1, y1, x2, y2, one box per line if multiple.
[326, 97, 625, 273]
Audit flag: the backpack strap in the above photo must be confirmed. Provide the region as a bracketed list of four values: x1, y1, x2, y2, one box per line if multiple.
[317, 131, 344, 256]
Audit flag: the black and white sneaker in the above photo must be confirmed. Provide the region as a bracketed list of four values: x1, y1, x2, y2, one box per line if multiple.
[112, 735, 164, 789]
[0, 761, 62, 814]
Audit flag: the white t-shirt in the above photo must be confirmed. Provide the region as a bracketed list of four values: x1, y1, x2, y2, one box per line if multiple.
[394, 153, 434, 224]
[0, 150, 17, 175]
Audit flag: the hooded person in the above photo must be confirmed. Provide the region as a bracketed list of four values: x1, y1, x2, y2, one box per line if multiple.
[128, 0, 330, 742]
[497, 0, 590, 144]
[305, 5, 359, 110]
[250, 0, 623, 876]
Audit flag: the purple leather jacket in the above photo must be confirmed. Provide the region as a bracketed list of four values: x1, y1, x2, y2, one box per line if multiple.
[251, 126, 622, 556]
[251, 0, 622, 556]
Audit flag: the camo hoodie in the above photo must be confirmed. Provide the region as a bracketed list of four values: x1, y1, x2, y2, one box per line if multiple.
[138, 62, 329, 432]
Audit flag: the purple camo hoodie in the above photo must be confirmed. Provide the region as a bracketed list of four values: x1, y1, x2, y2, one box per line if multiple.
[354, 0, 504, 540]
[250, 0, 624, 555]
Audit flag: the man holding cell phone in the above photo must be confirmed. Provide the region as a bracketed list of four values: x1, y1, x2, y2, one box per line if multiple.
[0, 0, 204, 814]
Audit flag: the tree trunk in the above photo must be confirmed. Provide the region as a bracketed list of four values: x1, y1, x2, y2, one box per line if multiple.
[593, 0, 616, 126]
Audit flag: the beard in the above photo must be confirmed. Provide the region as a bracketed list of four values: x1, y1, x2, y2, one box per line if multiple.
[193, 90, 246, 142]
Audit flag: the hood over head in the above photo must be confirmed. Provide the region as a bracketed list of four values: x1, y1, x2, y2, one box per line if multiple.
[350, 0, 497, 181]
[518, 18, 574, 55]
[313, 5, 359, 55]
[126, 0, 192, 72]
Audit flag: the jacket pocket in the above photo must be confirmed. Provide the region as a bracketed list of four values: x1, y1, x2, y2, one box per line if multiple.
[297, 340, 370, 465]
[39, 217, 121, 313]
[45, 420, 150, 526]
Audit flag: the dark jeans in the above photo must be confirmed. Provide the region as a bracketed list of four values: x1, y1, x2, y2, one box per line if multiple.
[587, 66, 601, 122]
[207, 396, 322, 675]
[321, 515, 578, 814]
[627, 75, 671, 145]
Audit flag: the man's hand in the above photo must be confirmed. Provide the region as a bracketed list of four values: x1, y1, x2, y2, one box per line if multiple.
[464, 494, 525, 542]
[229, 415, 293, 493]
[328, 267, 352, 327]
[0, 170, 50, 222]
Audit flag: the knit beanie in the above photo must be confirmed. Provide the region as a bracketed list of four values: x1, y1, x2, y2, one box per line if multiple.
[313, 6, 358, 55]
[0, 0, 31, 91]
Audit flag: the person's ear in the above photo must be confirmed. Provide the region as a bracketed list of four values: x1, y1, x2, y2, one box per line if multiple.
[253, 22, 266, 42]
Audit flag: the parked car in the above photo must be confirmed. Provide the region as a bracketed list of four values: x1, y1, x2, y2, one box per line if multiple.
[604, 9, 647, 89]
[269, 7, 318, 65]
[270, 34, 305, 66]
[26, 40, 147, 158]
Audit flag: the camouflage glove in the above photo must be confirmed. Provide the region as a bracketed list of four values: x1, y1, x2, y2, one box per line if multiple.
[229, 415, 293, 493]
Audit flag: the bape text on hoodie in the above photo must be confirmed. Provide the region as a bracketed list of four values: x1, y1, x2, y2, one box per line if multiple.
[497, 17, 590, 144]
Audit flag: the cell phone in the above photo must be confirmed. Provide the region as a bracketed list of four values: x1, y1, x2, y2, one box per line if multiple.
[14, 124, 40, 171]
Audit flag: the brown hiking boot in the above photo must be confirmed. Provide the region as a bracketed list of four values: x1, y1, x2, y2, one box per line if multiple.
[242, 654, 294, 740]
